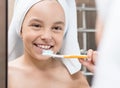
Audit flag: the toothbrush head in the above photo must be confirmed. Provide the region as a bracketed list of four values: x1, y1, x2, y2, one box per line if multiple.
[42, 50, 54, 56]
[42, 50, 63, 58]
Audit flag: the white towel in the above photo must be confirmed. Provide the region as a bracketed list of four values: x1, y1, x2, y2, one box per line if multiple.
[8, 0, 81, 74]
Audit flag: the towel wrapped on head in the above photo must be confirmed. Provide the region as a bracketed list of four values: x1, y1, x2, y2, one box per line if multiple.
[8, 0, 81, 74]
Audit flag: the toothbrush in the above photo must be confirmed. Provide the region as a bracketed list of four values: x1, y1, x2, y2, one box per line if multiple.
[42, 50, 87, 59]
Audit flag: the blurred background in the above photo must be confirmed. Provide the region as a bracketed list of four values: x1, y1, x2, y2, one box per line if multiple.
[76, 0, 96, 86]
[8, 0, 97, 86]
[0, 0, 6, 88]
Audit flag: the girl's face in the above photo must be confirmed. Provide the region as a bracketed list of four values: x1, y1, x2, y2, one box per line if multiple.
[21, 0, 65, 60]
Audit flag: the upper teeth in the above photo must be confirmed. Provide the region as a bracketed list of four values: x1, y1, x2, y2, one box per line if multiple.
[37, 45, 51, 49]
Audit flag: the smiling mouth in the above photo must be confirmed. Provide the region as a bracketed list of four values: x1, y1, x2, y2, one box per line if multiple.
[33, 43, 53, 50]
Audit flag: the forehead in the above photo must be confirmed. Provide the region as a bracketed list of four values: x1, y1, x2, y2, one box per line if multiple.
[32, 0, 62, 9]
[23, 0, 65, 24]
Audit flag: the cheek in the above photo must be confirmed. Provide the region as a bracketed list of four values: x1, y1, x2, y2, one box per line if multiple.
[22, 30, 36, 46]
[54, 34, 64, 51]
[58, 38, 63, 45]
[56, 35, 64, 47]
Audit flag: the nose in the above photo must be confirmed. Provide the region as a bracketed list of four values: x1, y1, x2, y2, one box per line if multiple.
[40, 29, 52, 41]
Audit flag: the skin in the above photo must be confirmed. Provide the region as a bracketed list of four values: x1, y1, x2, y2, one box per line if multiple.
[79, 49, 97, 73]
[8, 0, 90, 88]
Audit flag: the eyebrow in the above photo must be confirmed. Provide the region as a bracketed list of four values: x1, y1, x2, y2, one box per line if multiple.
[29, 18, 42, 23]
[29, 18, 65, 25]
[54, 21, 65, 26]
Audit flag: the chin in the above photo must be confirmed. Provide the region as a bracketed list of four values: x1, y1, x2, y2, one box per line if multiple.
[34, 55, 51, 61]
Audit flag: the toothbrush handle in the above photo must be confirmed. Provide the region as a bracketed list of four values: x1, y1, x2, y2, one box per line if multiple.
[64, 55, 87, 59]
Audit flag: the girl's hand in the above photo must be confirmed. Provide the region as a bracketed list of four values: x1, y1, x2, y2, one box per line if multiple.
[79, 49, 97, 73]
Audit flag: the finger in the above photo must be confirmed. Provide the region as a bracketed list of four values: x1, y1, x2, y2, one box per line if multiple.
[87, 49, 93, 61]
[92, 51, 98, 64]
[79, 59, 94, 73]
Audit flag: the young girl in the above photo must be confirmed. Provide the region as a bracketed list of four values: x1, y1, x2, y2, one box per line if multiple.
[8, 0, 95, 88]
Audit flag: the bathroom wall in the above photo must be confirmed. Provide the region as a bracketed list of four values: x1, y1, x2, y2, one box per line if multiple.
[0, 0, 6, 87]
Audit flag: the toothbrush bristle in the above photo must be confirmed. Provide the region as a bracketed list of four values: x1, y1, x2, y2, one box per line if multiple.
[42, 50, 54, 56]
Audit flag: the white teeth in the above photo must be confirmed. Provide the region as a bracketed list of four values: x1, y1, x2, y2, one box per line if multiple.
[37, 45, 51, 49]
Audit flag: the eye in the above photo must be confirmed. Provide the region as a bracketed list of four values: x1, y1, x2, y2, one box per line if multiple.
[52, 26, 63, 31]
[31, 23, 41, 28]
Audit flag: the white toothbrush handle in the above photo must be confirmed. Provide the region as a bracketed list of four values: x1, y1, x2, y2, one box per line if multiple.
[51, 54, 64, 58]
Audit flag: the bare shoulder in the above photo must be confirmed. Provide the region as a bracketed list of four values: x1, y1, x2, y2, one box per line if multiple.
[9, 56, 27, 76]
[72, 71, 86, 79]
[8, 57, 24, 78]
[71, 71, 90, 88]
[8, 58, 21, 72]
[8, 57, 27, 88]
